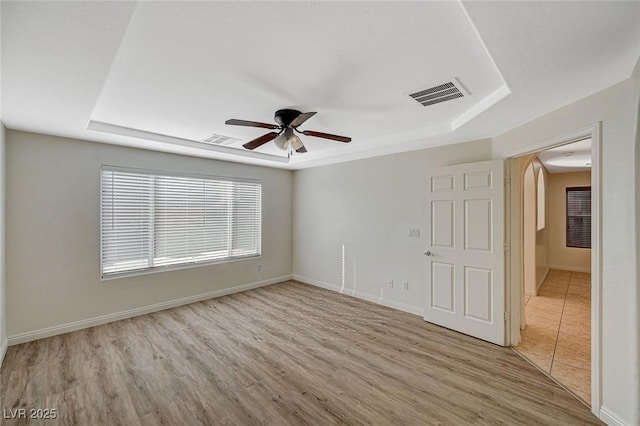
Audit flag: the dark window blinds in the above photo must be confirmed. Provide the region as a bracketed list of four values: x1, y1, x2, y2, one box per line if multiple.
[566, 186, 591, 249]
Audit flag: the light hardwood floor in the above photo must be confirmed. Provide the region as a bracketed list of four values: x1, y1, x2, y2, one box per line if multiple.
[1, 281, 602, 425]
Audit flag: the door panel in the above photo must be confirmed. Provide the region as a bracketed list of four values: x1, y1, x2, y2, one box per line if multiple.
[464, 199, 492, 251]
[431, 200, 454, 248]
[464, 266, 493, 322]
[431, 175, 454, 192]
[425, 159, 505, 346]
[432, 262, 455, 312]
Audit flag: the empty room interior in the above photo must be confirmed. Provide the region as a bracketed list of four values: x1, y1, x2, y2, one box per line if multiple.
[1, 1, 639, 425]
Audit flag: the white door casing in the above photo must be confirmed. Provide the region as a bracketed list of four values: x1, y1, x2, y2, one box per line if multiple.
[425, 159, 505, 346]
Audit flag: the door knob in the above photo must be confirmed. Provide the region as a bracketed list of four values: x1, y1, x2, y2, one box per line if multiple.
[424, 250, 433, 256]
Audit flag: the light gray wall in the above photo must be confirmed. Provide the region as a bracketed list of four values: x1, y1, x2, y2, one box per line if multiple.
[493, 76, 640, 426]
[6, 130, 292, 337]
[293, 74, 640, 424]
[293, 139, 493, 314]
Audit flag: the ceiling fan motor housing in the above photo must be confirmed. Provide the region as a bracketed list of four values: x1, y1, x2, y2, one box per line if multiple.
[274, 109, 303, 127]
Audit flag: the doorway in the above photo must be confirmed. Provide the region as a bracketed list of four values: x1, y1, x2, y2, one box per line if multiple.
[506, 124, 601, 415]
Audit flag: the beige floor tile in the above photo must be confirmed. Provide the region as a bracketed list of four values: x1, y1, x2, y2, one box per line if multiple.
[575, 390, 591, 406]
[560, 315, 590, 334]
[570, 272, 591, 281]
[518, 325, 558, 359]
[569, 280, 591, 289]
[551, 361, 591, 400]
[566, 288, 590, 298]
[565, 296, 591, 310]
[564, 298, 591, 312]
[559, 320, 591, 339]
[563, 305, 591, 320]
[569, 281, 591, 290]
[525, 312, 561, 332]
[547, 269, 571, 279]
[516, 269, 592, 407]
[521, 354, 552, 374]
[567, 282, 590, 291]
[542, 279, 570, 290]
[537, 287, 567, 299]
[568, 279, 591, 288]
[524, 295, 531, 305]
[524, 297, 563, 319]
[566, 288, 591, 300]
[554, 333, 591, 370]
[525, 296, 565, 314]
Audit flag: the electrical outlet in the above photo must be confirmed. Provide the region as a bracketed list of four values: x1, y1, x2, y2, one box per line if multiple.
[257, 264, 262, 272]
[388, 280, 394, 288]
[403, 281, 409, 290]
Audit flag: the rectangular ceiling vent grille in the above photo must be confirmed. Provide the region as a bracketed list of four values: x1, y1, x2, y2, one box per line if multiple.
[409, 78, 468, 107]
[201, 133, 241, 146]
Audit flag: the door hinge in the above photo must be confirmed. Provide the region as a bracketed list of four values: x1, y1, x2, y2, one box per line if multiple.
[504, 175, 511, 185]
[504, 312, 511, 321]
[504, 242, 511, 252]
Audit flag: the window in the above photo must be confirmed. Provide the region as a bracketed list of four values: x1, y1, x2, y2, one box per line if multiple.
[101, 167, 261, 278]
[566, 186, 591, 249]
[536, 171, 545, 230]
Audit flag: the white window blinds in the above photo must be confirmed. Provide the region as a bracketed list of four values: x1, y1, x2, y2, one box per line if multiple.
[101, 167, 261, 278]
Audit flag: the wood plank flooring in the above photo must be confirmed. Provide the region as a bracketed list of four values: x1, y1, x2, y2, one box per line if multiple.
[1, 281, 602, 425]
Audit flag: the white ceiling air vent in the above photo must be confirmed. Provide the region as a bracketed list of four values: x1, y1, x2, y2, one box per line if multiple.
[409, 78, 468, 107]
[201, 133, 241, 146]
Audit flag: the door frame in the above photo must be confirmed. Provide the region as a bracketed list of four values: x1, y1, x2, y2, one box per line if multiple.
[505, 122, 602, 416]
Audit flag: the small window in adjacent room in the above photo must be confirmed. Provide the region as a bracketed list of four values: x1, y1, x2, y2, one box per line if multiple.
[566, 186, 591, 248]
[101, 167, 261, 278]
[536, 171, 545, 230]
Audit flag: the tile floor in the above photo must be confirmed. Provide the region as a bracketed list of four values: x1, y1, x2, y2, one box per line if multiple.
[515, 269, 591, 405]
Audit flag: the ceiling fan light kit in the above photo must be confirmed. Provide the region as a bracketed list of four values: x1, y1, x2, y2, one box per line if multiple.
[274, 127, 303, 151]
[225, 109, 351, 154]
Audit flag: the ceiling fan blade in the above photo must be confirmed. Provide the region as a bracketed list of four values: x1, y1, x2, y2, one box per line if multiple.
[296, 144, 308, 153]
[290, 111, 317, 128]
[302, 130, 351, 143]
[226, 119, 279, 130]
[242, 132, 280, 150]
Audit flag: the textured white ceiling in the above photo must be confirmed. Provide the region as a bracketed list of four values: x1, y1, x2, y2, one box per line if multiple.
[2, 1, 639, 169]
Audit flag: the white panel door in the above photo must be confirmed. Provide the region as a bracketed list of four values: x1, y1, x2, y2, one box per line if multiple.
[425, 160, 505, 345]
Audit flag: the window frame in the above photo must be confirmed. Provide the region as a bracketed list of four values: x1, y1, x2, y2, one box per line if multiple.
[565, 186, 591, 249]
[100, 165, 262, 280]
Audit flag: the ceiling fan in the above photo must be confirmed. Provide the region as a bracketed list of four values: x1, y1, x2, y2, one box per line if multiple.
[225, 109, 351, 154]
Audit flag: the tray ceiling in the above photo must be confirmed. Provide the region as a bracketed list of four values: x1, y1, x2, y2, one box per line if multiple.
[2, 1, 640, 169]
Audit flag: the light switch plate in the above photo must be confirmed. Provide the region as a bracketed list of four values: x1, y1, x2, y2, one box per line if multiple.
[408, 228, 421, 238]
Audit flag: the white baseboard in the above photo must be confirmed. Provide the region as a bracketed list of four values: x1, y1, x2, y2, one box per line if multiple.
[292, 274, 423, 317]
[0, 338, 7, 368]
[549, 265, 592, 273]
[599, 407, 627, 426]
[7, 275, 291, 346]
[536, 267, 549, 291]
